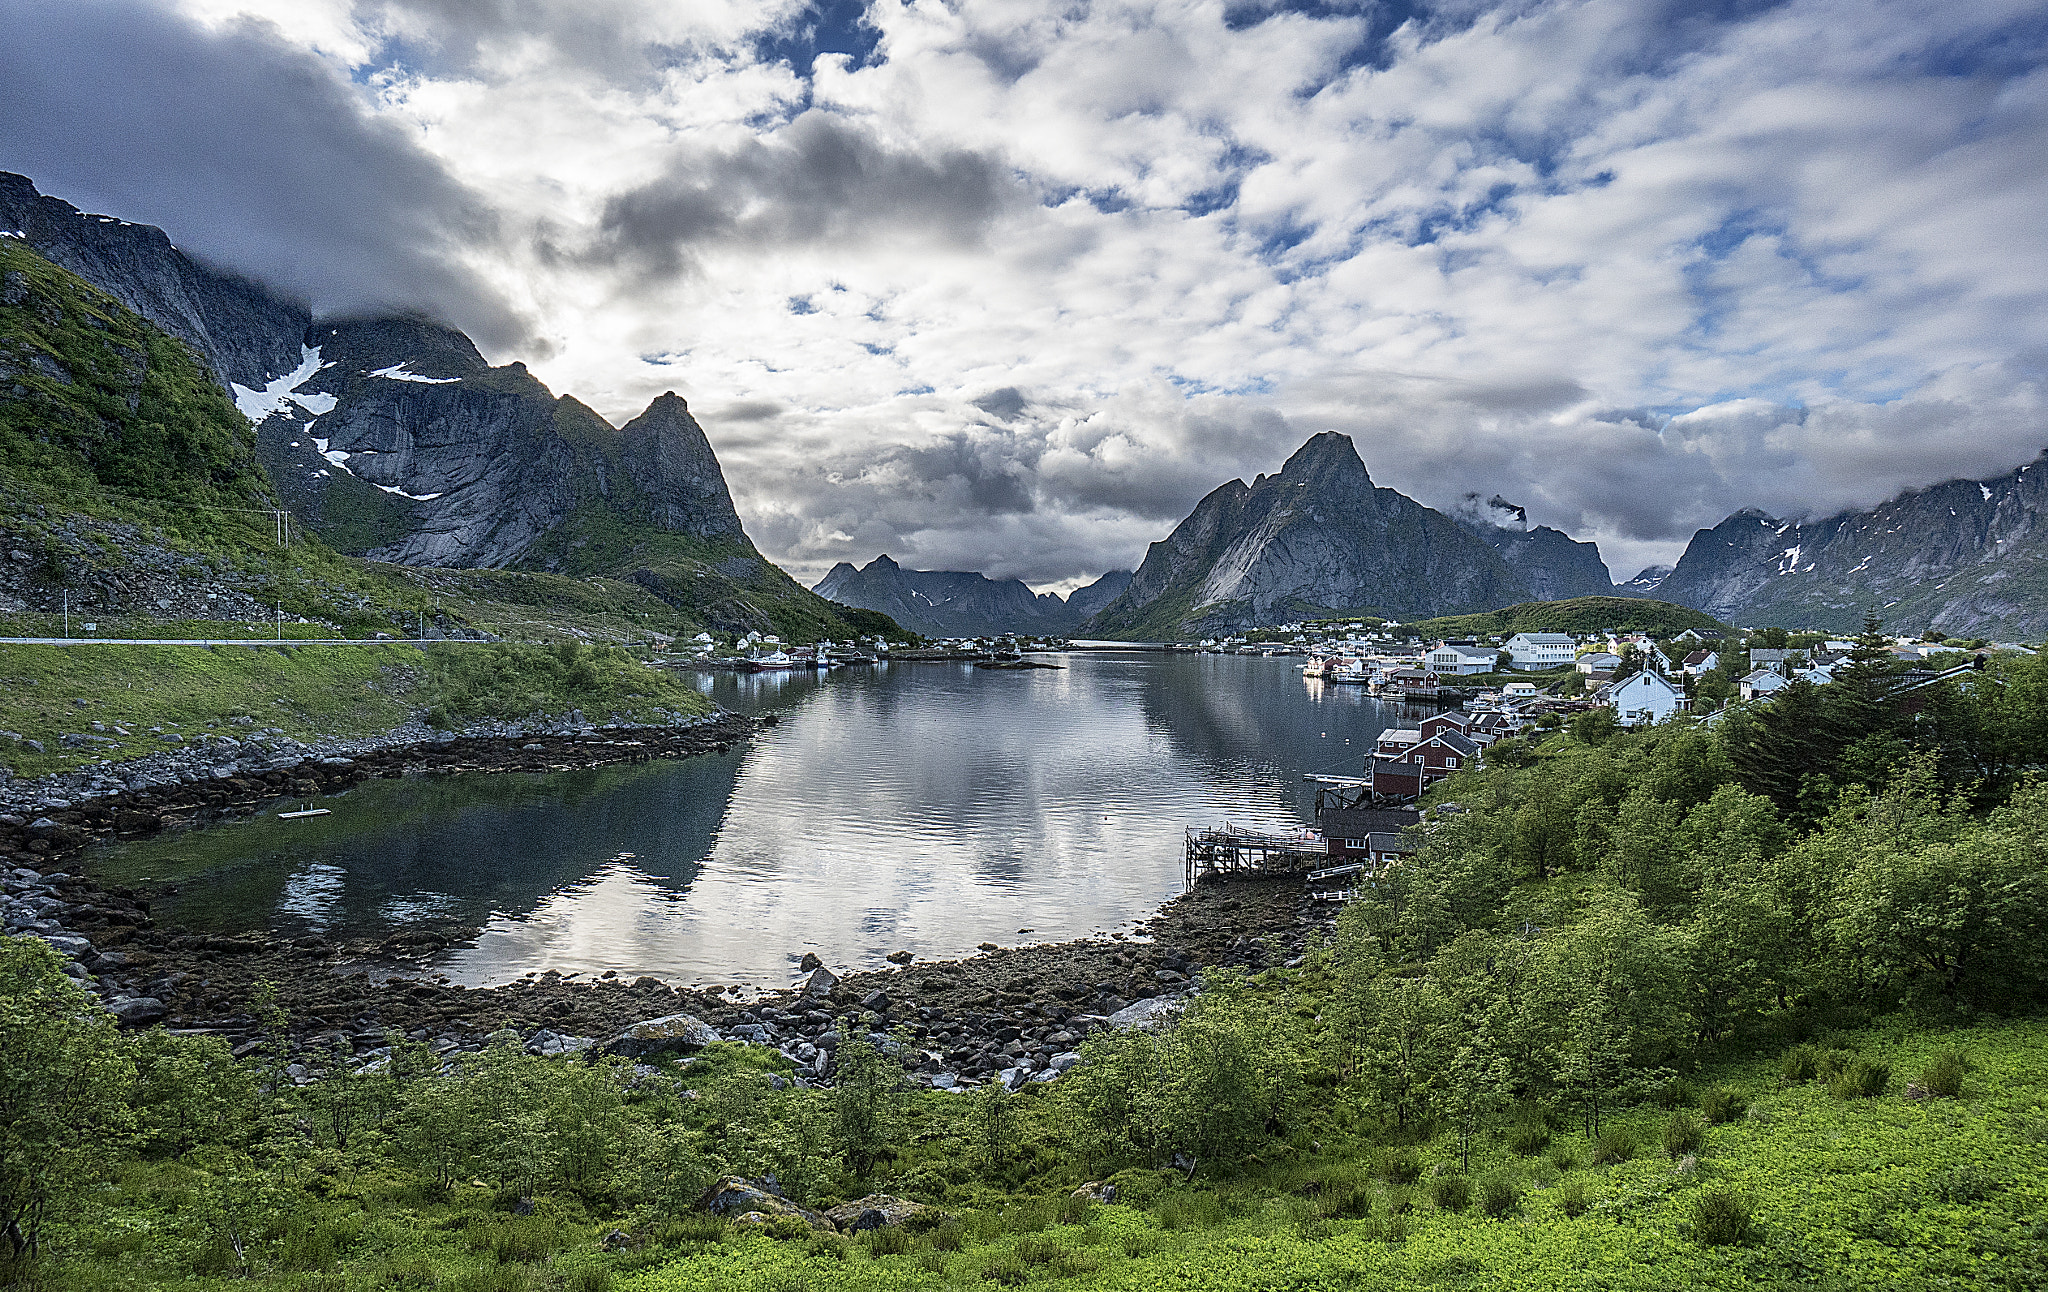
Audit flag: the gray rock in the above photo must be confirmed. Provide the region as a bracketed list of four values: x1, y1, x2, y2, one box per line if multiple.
[106, 996, 168, 1024]
[1109, 995, 1187, 1032]
[603, 1012, 721, 1059]
[803, 966, 839, 997]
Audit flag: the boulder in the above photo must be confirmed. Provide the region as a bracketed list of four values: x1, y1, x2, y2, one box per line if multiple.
[798, 952, 824, 972]
[803, 966, 839, 997]
[698, 1176, 832, 1231]
[1071, 1181, 1118, 1204]
[604, 1012, 721, 1059]
[1109, 994, 1187, 1032]
[106, 996, 167, 1025]
[825, 1195, 935, 1233]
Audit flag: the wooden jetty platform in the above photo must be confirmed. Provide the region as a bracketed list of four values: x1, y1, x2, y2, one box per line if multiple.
[1184, 825, 1326, 884]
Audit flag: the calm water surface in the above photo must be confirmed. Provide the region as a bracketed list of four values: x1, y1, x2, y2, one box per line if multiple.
[88, 654, 1425, 987]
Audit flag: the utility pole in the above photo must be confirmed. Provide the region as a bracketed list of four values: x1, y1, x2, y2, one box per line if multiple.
[62, 590, 69, 639]
[277, 602, 282, 641]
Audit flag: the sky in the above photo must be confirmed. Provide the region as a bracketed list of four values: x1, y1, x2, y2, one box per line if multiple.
[2, 0, 2045, 591]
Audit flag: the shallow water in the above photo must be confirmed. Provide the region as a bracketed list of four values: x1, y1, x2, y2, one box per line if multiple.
[89, 653, 1424, 987]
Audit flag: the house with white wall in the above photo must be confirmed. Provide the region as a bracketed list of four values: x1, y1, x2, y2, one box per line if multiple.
[1505, 632, 1576, 670]
[1603, 670, 1686, 726]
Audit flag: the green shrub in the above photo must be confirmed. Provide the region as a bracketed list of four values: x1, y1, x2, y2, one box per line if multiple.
[915, 1250, 948, 1275]
[1119, 1232, 1160, 1258]
[1691, 1189, 1752, 1245]
[1827, 1058, 1890, 1100]
[1049, 1247, 1102, 1277]
[654, 1214, 726, 1250]
[1698, 1085, 1747, 1124]
[1548, 1145, 1579, 1173]
[1317, 1185, 1373, 1219]
[1506, 1119, 1551, 1156]
[804, 1232, 850, 1262]
[1781, 1045, 1820, 1084]
[861, 1226, 911, 1257]
[929, 1219, 966, 1252]
[1479, 1176, 1520, 1219]
[1385, 1186, 1416, 1215]
[1814, 1048, 1856, 1081]
[1055, 1193, 1094, 1227]
[380, 1257, 438, 1288]
[1556, 1176, 1591, 1218]
[1919, 1051, 1967, 1098]
[567, 1269, 612, 1292]
[1591, 1127, 1637, 1165]
[1003, 1199, 1054, 1234]
[980, 1254, 1028, 1286]
[1154, 1192, 1225, 1231]
[1430, 1175, 1471, 1213]
[1662, 1111, 1706, 1157]
[1928, 1165, 1999, 1204]
[1378, 1147, 1423, 1185]
[1655, 1077, 1695, 1109]
[448, 1268, 528, 1292]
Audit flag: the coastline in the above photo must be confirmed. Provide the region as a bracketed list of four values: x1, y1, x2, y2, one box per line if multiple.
[3, 714, 1318, 1088]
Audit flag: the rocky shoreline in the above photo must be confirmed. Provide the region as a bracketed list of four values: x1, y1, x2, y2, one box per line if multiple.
[3, 709, 1321, 1092]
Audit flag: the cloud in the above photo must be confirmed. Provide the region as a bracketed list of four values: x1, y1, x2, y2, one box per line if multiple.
[0, 0, 529, 347]
[4, 0, 2047, 590]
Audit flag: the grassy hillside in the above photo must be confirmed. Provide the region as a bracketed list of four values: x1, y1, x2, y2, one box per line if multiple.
[0, 639, 714, 775]
[1396, 596, 1728, 639]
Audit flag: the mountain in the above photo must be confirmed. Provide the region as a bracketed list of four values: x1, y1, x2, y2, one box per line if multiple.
[1082, 432, 1530, 639]
[812, 557, 1130, 637]
[0, 172, 308, 392]
[1451, 494, 1614, 600]
[0, 172, 886, 640]
[1618, 565, 1673, 596]
[1656, 454, 2048, 636]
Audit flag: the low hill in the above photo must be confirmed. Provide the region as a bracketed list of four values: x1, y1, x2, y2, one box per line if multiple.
[1396, 596, 1728, 639]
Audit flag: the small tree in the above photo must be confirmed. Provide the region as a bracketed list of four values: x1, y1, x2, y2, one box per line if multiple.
[832, 1022, 906, 1179]
[0, 937, 136, 1257]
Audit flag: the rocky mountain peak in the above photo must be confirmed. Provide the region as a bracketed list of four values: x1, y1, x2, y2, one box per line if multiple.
[618, 392, 746, 541]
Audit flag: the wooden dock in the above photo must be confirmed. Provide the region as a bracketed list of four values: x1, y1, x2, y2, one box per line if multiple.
[1184, 825, 1326, 884]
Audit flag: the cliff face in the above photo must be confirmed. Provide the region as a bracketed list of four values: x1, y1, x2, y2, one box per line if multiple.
[1657, 454, 2048, 635]
[1454, 506, 1615, 602]
[813, 556, 1126, 637]
[1084, 432, 1530, 638]
[0, 172, 309, 392]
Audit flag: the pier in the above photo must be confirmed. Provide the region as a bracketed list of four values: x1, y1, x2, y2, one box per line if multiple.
[1184, 825, 1327, 883]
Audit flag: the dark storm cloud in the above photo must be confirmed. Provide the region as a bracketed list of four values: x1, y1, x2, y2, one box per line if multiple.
[588, 112, 1025, 276]
[0, 0, 527, 348]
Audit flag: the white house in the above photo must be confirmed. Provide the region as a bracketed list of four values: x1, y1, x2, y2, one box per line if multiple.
[1741, 668, 1792, 701]
[1503, 680, 1539, 698]
[1427, 643, 1498, 675]
[1578, 651, 1623, 675]
[1605, 670, 1686, 726]
[1506, 632, 1576, 670]
[1681, 649, 1719, 676]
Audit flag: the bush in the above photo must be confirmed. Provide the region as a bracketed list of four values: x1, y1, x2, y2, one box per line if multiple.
[1655, 1077, 1695, 1109]
[805, 1233, 850, 1262]
[1430, 1175, 1471, 1213]
[861, 1226, 912, 1256]
[1591, 1127, 1637, 1165]
[1827, 1058, 1890, 1100]
[1479, 1176, 1520, 1219]
[1556, 1176, 1591, 1218]
[1928, 1165, 1999, 1204]
[1781, 1045, 1819, 1084]
[980, 1254, 1027, 1286]
[1055, 1194, 1094, 1227]
[1548, 1145, 1579, 1173]
[448, 1268, 529, 1292]
[929, 1219, 966, 1252]
[1691, 1189, 1752, 1246]
[1378, 1147, 1423, 1185]
[1506, 1119, 1551, 1156]
[1814, 1048, 1856, 1081]
[1698, 1085, 1747, 1124]
[1919, 1051, 1967, 1098]
[1662, 1111, 1706, 1158]
[568, 1269, 612, 1292]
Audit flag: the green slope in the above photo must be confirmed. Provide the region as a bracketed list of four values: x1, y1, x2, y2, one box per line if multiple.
[1394, 596, 1729, 639]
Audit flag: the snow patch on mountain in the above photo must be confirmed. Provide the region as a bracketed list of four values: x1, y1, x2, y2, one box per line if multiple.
[370, 362, 459, 384]
[231, 345, 330, 423]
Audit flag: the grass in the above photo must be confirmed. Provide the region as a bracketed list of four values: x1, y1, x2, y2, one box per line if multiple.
[0, 639, 713, 776]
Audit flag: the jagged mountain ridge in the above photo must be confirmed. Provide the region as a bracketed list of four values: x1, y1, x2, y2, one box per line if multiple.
[1656, 453, 2048, 635]
[1083, 432, 1533, 638]
[1450, 496, 1614, 601]
[0, 172, 875, 638]
[813, 556, 1131, 637]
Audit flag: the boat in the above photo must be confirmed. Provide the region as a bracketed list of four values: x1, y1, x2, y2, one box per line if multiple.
[1299, 655, 1330, 678]
[749, 651, 799, 671]
[1327, 657, 1372, 684]
[277, 807, 331, 820]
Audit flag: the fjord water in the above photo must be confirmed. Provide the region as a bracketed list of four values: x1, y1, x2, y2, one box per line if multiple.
[89, 654, 1414, 987]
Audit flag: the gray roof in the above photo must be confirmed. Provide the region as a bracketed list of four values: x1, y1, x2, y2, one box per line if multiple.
[1366, 832, 1415, 854]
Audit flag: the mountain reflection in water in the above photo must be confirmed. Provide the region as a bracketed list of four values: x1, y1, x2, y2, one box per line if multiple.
[89, 654, 1428, 987]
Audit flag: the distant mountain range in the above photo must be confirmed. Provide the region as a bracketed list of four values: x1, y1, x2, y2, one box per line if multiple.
[0, 171, 875, 640]
[813, 556, 1130, 638]
[1656, 454, 2048, 636]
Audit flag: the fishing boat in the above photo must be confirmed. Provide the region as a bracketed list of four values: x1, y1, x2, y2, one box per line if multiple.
[1299, 655, 1331, 678]
[1327, 656, 1373, 684]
